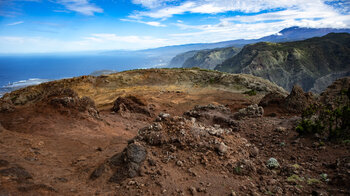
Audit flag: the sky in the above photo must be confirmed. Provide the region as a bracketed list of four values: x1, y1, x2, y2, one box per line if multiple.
[0, 0, 349, 53]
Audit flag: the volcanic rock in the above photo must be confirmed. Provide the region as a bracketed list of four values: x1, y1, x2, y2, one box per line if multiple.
[233, 104, 264, 120]
[258, 92, 286, 107]
[0, 166, 32, 183]
[319, 77, 350, 109]
[284, 85, 317, 113]
[112, 95, 151, 117]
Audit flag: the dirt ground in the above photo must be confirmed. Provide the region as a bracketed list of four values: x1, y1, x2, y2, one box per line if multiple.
[0, 87, 254, 195]
[0, 82, 349, 195]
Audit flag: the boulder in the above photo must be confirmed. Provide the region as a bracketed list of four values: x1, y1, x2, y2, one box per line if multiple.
[266, 158, 280, 169]
[108, 142, 147, 182]
[216, 142, 228, 155]
[233, 104, 264, 120]
[231, 159, 256, 175]
[126, 143, 147, 164]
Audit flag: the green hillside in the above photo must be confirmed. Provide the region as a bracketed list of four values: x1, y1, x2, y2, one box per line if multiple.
[183, 47, 240, 70]
[215, 33, 350, 92]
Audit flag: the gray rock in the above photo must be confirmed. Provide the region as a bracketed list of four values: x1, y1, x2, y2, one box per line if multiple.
[126, 143, 147, 164]
[216, 142, 228, 155]
[159, 112, 171, 119]
[266, 158, 280, 169]
[274, 126, 286, 133]
[249, 147, 259, 158]
[176, 160, 184, 167]
[234, 104, 264, 120]
[90, 164, 106, 180]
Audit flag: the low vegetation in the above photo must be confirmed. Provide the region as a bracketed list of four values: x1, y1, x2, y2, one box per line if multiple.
[244, 89, 257, 96]
[296, 88, 350, 140]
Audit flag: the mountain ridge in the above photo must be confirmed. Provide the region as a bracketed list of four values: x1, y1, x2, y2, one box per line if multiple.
[215, 33, 350, 92]
[102, 27, 350, 67]
[167, 27, 350, 67]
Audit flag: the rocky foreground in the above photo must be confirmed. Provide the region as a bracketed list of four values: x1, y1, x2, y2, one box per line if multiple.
[0, 68, 349, 195]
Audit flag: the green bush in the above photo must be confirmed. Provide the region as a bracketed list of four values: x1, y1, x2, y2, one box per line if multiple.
[296, 89, 350, 140]
[244, 89, 257, 96]
[295, 119, 323, 135]
[209, 77, 215, 84]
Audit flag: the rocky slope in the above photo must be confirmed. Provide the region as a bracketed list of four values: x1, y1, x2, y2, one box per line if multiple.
[0, 69, 349, 195]
[182, 47, 240, 70]
[215, 33, 350, 92]
[168, 50, 198, 67]
[310, 71, 350, 94]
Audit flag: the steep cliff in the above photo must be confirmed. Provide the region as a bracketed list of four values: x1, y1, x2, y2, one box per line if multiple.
[182, 47, 240, 70]
[168, 50, 198, 67]
[215, 33, 350, 92]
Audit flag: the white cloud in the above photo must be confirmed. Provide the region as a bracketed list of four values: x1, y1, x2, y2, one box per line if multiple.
[136, 0, 349, 44]
[131, 0, 177, 9]
[56, 0, 103, 16]
[131, 0, 350, 22]
[131, 1, 194, 19]
[170, 14, 349, 43]
[85, 33, 167, 45]
[6, 21, 24, 26]
[120, 19, 166, 27]
[0, 34, 171, 53]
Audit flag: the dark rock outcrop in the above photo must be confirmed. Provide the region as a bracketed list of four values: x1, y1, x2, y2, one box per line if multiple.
[91, 142, 147, 183]
[112, 95, 151, 117]
[109, 142, 147, 182]
[184, 104, 237, 128]
[284, 85, 317, 113]
[319, 77, 350, 109]
[258, 92, 286, 107]
[48, 88, 100, 119]
[258, 85, 317, 114]
[233, 104, 264, 120]
[0, 165, 32, 183]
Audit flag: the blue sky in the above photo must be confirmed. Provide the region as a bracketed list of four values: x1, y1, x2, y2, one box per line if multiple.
[0, 0, 349, 53]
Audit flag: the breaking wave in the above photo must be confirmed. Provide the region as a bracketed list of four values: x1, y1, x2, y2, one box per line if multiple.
[0, 78, 50, 97]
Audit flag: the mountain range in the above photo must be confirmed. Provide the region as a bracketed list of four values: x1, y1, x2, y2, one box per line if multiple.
[103, 27, 350, 67]
[215, 33, 350, 92]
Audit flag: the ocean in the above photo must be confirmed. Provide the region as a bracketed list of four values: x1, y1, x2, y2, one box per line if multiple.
[0, 54, 164, 97]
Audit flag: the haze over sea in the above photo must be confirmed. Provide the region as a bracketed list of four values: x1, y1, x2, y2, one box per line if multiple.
[0, 54, 158, 97]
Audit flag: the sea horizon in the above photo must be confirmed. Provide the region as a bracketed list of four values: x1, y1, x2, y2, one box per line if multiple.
[0, 54, 166, 97]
